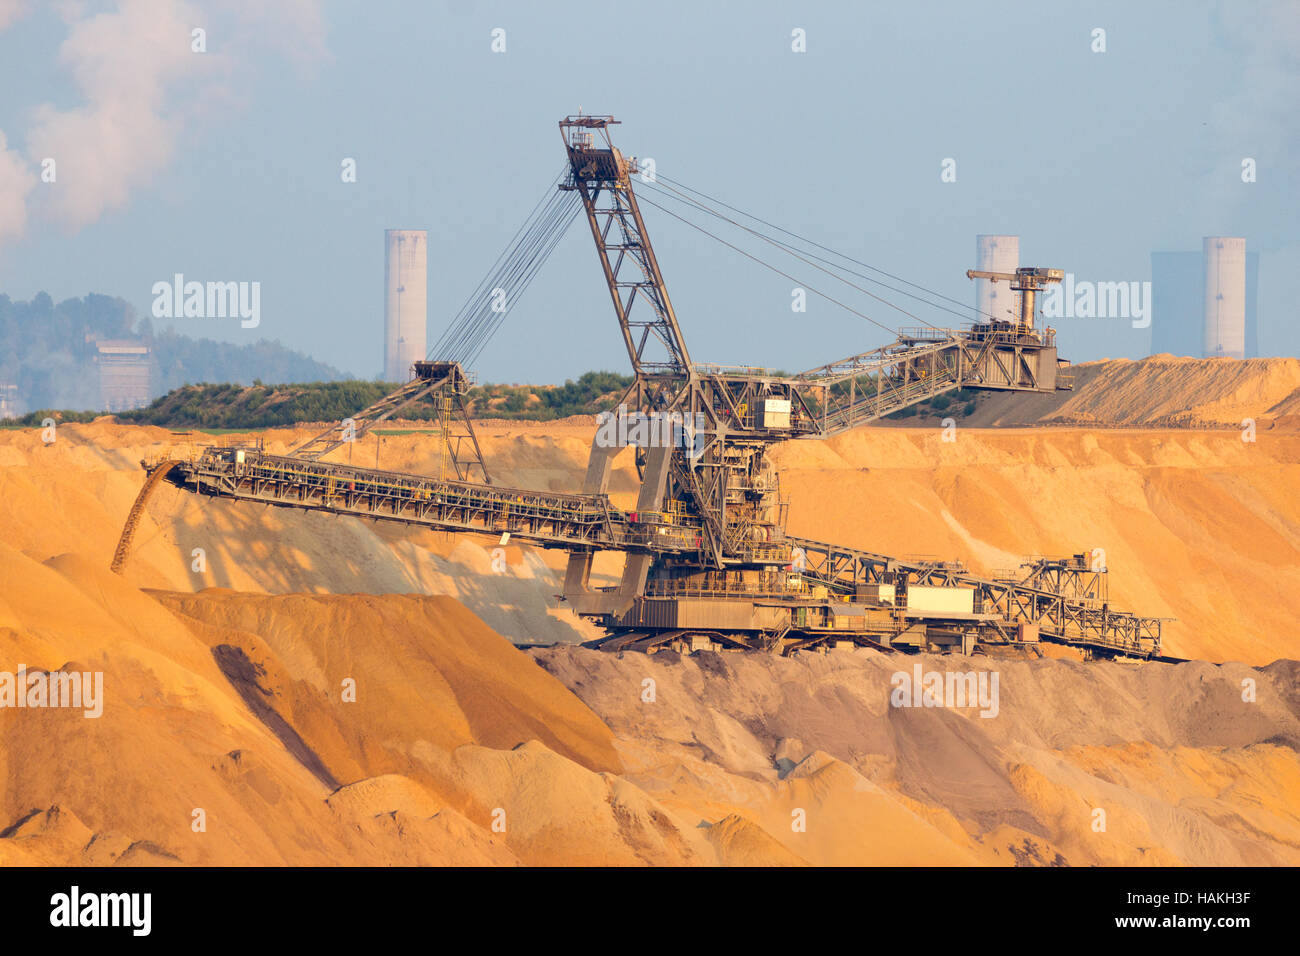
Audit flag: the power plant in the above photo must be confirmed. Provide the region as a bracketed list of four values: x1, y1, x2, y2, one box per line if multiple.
[95, 339, 153, 412]
[0, 383, 20, 420]
[1203, 236, 1246, 359]
[973, 235, 1019, 323]
[115, 116, 1169, 663]
[1150, 239, 1257, 359]
[383, 229, 428, 381]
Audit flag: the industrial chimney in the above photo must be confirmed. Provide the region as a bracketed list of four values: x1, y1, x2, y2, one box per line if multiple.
[974, 235, 1019, 324]
[1203, 237, 1246, 359]
[384, 229, 428, 381]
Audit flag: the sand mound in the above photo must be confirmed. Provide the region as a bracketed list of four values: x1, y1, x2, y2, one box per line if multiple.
[1047, 356, 1300, 428]
[0, 548, 617, 864]
[434, 739, 714, 865]
[0, 544, 376, 865]
[531, 646, 1300, 866]
[705, 813, 808, 866]
[930, 356, 1300, 429]
[325, 775, 520, 866]
[150, 590, 621, 776]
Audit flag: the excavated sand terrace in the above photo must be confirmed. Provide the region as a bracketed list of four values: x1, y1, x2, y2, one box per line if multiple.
[1, 356, 1297, 865]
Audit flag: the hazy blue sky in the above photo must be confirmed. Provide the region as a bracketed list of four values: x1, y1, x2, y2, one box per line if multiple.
[1, 0, 1296, 382]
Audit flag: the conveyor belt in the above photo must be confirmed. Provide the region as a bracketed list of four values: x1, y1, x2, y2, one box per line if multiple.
[158, 446, 700, 553]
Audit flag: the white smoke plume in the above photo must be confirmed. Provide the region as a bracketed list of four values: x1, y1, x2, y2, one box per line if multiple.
[0, 0, 326, 245]
[26, 0, 208, 231]
[0, 130, 32, 245]
[0, 0, 26, 31]
[0, 1, 33, 243]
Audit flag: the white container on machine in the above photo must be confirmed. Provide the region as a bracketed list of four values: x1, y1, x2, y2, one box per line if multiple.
[906, 585, 975, 614]
[758, 398, 791, 429]
[859, 583, 897, 605]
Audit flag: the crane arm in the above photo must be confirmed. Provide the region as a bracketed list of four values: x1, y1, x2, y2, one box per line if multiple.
[966, 265, 1064, 331]
[559, 115, 692, 379]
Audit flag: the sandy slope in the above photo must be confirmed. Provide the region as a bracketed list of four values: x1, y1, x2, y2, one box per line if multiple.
[772, 427, 1300, 663]
[531, 646, 1300, 866]
[9, 558, 1294, 867]
[6, 402, 1294, 661]
[0, 418, 625, 647]
[1045, 356, 1300, 428]
[0, 546, 728, 866]
[896, 355, 1300, 429]
[0, 545, 651, 865]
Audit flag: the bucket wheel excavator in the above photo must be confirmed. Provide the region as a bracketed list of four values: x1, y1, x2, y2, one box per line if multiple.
[114, 114, 1165, 662]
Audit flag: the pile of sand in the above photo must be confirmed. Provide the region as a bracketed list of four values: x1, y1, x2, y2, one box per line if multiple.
[937, 356, 1300, 429]
[1047, 356, 1300, 429]
[2, 537, 1298, 866]
[0, 545, 714, 865]
[532, 646, 1300, 866]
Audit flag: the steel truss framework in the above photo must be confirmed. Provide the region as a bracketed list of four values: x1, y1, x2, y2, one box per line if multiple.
[785, 536, 1162, 658]
[162, 447, 699, 552]
[290, 361, 490, 483]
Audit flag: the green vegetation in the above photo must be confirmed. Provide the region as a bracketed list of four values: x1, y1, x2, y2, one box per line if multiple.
[13, 370, 634, 429]
[6, 349, 991, 430]
[490, 370, 630, 420]
[885, 386, 985, 421]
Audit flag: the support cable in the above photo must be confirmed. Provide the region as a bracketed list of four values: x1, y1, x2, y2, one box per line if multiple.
[653, 171, 1005, 324]
[637, 178, 944, 332]
[634, 193, 905, 339]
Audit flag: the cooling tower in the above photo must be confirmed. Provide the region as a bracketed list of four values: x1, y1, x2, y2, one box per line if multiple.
[974, 235, 1019, 323]
[384, 229, 428, 381]
[1203, 237, 1246, 359]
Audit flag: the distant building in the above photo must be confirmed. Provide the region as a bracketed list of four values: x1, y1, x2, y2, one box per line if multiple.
[974, 235, 1019, 323]
[1247, 248, 1260, 358]
[384, 229, 428, 381]
[0, 383, 20, 420]
[96, 340, 152, 412]
[1150, 240, 1258, 358]
[1150, 253, 1204, 357]
[1204, 237, 1246, 359]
